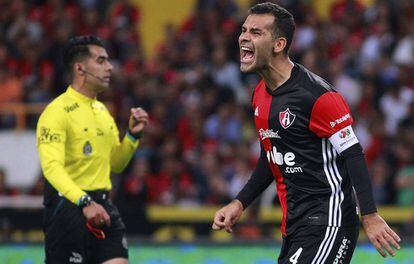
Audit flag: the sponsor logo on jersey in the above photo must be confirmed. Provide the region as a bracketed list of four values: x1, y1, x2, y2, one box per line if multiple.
[83, 141, 92, 156]
[285, 166, 303, 173]
[339, 128, 351, 139]
[266, 146, 302, 173]
[254, 106, 259, 117]
[69, 252, 83, 263]
[330, 113, 350, 128]
[331, 126, 359, 153]
[64, 102, 79, 113]
[266, 146, 295, 166]
[96, 128, 104, 136]
[338, 127, 356, 148]
[259, 128, 281, 140]
[279, 108, 296, 129]
[38, 127, 61, 144]
[333, 237, 351, 264]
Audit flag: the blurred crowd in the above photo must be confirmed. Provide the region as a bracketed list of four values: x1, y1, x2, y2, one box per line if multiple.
[0, 0, 413, 215]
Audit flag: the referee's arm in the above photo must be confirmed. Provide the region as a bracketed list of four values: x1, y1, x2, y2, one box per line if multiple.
[36, 106, 86, 204]
[109, 123, 139, 173]
[110, 107, 148, 173]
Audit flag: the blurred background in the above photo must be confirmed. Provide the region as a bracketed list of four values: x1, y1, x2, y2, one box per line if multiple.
[0, 0, 413, 263]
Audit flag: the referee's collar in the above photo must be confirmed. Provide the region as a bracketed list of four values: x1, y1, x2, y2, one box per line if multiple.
[66, 85, 96, 103]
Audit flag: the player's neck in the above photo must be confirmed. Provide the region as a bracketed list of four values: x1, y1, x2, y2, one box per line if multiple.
[259, 57, 294, 91]
[71, 77, 98, 99]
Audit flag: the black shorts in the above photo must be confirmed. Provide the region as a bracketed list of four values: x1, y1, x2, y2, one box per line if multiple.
[278, 224, 359, 264]
[43, 190, 128, 264]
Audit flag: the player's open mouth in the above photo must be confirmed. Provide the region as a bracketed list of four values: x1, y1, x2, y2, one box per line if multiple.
[240, 46, 254, 64]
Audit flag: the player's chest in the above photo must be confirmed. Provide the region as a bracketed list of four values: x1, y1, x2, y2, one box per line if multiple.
[253, 93, 310, 141]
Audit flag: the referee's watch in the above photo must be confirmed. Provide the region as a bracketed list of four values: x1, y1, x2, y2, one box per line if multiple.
[78, 194, 93, 209]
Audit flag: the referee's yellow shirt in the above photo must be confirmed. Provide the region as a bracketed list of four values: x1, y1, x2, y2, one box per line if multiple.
[36, 86, 139, 204]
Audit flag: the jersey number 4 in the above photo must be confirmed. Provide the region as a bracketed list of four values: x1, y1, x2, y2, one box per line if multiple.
[289, 247, 303, 264]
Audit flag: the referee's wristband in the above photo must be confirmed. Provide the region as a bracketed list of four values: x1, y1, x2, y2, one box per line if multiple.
[126, 129, 143, 141]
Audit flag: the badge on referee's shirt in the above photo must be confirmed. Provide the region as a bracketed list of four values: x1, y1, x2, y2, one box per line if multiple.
[83, 141, 92, 156]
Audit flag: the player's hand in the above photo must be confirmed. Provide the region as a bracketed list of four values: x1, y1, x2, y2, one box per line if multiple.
[82, 201, 111, 227]
[128, 107, 149, 135]
[212, 199, 244, 233]
[362, 212, 401, 257]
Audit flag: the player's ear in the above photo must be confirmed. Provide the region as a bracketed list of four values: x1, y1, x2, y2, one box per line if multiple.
[75, 63, 85, 75]
[273, 37, 287, 54]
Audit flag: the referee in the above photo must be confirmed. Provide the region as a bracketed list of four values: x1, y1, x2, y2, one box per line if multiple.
[36, 35, 148, 264]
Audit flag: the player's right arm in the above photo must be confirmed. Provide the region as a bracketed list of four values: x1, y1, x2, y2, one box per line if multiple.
[212, 145, 274, 232]
[36, 104, 87, 204]
[235, 145, 274, 208]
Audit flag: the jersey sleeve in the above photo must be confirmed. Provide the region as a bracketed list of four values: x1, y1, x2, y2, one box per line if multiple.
[309, 91, 359, 153]
[109, 111, 139, 173]
[36, 104, 86, 204]
[342, 144, 377, 215]
[235, 144, 274, 209]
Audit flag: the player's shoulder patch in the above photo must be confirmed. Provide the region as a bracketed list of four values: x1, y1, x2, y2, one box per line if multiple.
[37, 125, 63, 144]
[329, 125, 359, 153]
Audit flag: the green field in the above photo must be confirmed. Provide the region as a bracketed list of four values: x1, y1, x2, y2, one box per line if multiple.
[2, 244, 413, 263]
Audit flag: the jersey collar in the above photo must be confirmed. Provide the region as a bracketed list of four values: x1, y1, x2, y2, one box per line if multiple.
[265, 63, 300, 95]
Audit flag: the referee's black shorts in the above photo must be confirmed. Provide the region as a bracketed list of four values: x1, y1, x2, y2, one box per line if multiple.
[278, 224, 359, 264]
[43, 190, 128, 264]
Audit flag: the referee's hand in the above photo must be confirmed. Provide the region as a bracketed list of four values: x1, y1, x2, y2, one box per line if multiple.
[128, 107, 149, 135]
[212, 199, 244, 233]
[362, 212, 401, 258]
[82, 201, 111, 227]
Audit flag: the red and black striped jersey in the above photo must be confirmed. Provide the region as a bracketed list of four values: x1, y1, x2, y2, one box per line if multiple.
[251, 64, 359, 236]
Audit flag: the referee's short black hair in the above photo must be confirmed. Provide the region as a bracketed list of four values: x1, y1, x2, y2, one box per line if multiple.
[62, 35, 105, 70]
[249, 2, 295, 54]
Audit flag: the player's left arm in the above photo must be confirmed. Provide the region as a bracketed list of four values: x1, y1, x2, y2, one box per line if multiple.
[309, 91, 401, 258]
[110, 107, 149, 173]
[341, 144, 401, 257]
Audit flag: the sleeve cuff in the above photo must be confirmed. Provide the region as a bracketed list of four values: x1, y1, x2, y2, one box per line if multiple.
[74, 191, 87, 205]
[360, 207, 378, 216]
[126, 129, 142, 142]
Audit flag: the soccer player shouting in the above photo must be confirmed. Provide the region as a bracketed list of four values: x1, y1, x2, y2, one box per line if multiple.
[37, 35, 148, 264]
[212, 3, 400, 263]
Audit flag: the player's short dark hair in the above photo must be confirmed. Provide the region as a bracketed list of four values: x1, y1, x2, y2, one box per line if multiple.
[62, 35, 104, 70]
[249, 2, 295, 54]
